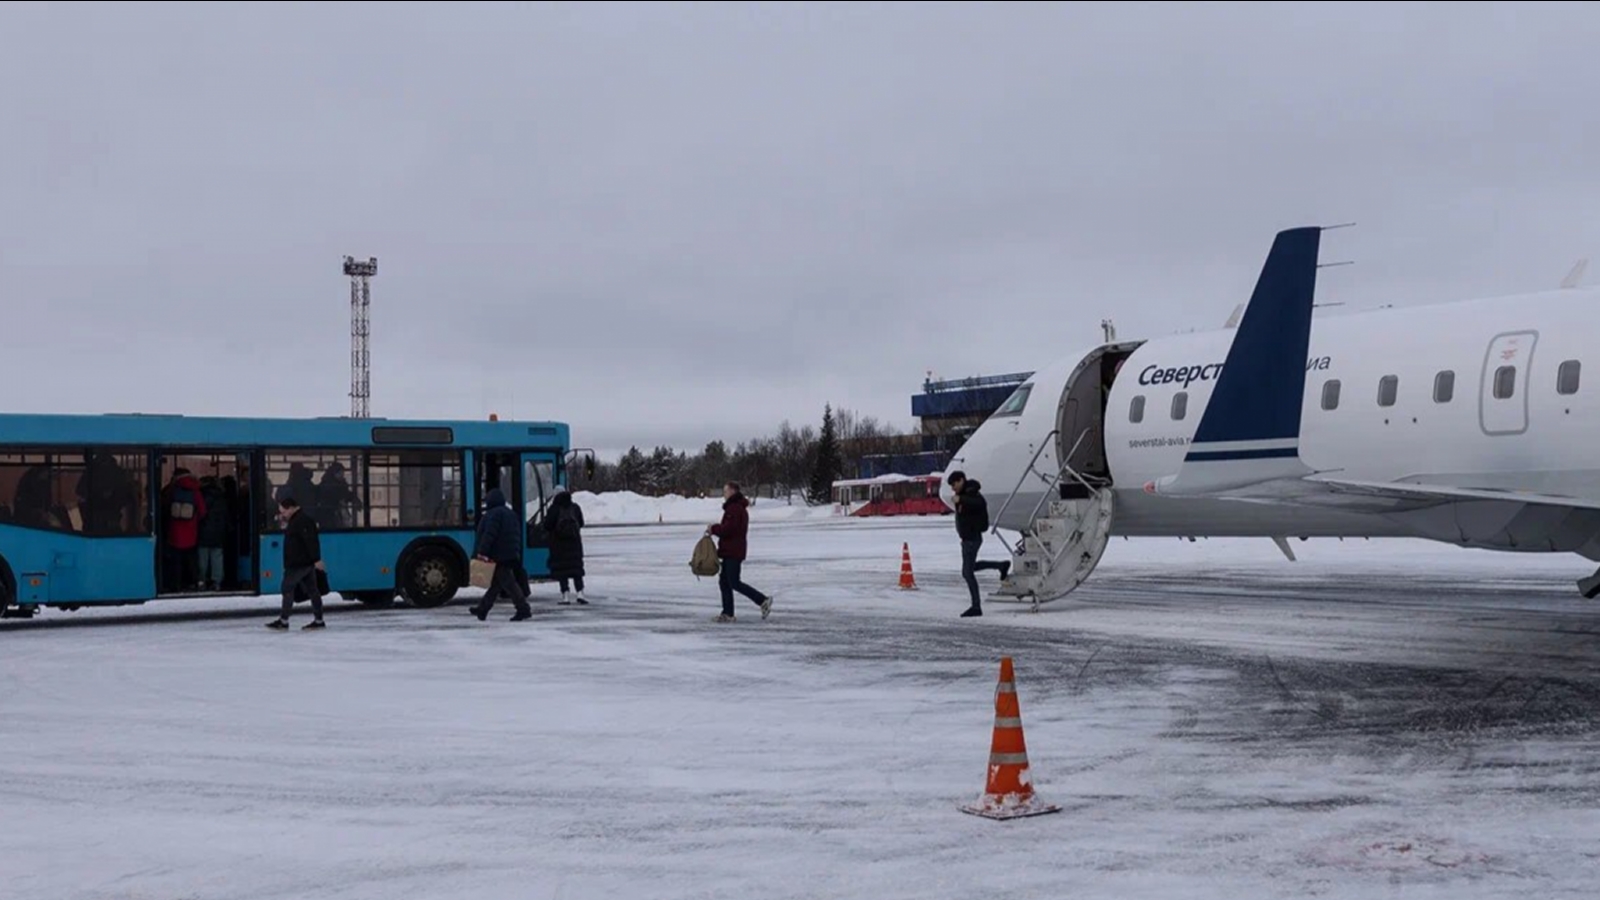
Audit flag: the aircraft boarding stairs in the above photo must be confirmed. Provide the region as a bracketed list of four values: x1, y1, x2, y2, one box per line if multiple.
[987, 430, 1116, 612]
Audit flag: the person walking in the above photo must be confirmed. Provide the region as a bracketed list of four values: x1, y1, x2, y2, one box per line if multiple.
[470, 487, 532, 622]
[265, 496, 327, 630]
[946, 470, 1010, 618]
[706, 482, 773, 623]
[543, 487, 588, 605]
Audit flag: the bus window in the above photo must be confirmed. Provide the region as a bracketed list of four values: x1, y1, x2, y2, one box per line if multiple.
[368, 451, 465, 528]
[477, 452, 517, 511]
[260, 450, 365, 531]
[0, 449, 147, 536]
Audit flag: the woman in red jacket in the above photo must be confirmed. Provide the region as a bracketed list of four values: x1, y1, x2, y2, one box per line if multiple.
[706, 482, 773, 623]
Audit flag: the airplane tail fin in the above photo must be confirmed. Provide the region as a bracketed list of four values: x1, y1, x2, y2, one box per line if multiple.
[1149, 226, 1325, 496]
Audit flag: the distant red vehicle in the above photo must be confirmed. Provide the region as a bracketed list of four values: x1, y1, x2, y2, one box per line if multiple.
[832, 474, 951, 517]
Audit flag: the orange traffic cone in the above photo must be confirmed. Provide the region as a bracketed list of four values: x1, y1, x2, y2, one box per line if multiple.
[898, 543, 918, 590]
[960, 656, 1062, 820]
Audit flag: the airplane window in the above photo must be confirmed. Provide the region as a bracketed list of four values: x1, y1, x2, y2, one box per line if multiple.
[1494, 366, 1517, 400]
[1434, 371, 1455, 403]
[1321, 379, 1341, 411]
[1558, 360, 1581, 395]
[1171, 391, 1188, 421]
[1129, 395, 1145, 424]
[1378, 375, 1398, 408]
[991, 384, 1033, 419]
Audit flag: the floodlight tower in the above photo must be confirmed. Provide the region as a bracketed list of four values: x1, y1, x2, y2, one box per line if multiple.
[343, 255, 377, 418]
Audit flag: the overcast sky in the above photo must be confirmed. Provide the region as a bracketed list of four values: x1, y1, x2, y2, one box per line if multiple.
[3, 1, 1597, 458]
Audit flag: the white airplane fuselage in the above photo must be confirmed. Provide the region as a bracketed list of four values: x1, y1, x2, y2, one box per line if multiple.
[947, 286, 1600, 562]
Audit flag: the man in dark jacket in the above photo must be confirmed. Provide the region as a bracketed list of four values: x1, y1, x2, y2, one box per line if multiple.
[266, 496, 327, 630]
[947, 470, 1010, 618]
[470, 488, 532, 622]
[706, 481, 772, 623]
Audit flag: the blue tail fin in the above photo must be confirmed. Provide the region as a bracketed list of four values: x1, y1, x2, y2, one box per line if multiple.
[1150, 226, 1324, 496]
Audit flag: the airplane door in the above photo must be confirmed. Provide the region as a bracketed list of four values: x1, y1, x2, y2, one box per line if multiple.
[1480, 331, 1538, 436]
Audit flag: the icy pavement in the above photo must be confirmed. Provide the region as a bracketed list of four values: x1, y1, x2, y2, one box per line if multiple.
[6, 518, 1600, 899]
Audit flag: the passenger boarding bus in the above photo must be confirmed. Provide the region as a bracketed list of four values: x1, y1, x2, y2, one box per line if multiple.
[0, 413, 589, 619]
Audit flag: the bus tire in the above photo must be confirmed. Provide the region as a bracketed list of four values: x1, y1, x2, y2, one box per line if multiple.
[399, 544, 462, 609]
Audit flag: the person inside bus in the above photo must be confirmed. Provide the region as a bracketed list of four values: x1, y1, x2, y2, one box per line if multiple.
[79, 452, 140, 536]
[315, 461, 360, 530]
[13, 464, 56, 530]
[160, 468, 207, 592]
[275, 463, 317, 516]
[221, 474, 244, 590]
[197, 475, 230, 591]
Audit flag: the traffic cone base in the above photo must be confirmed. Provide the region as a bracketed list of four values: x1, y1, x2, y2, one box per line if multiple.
[959, 656, 1062, 820]
[898, 542, 918, 590]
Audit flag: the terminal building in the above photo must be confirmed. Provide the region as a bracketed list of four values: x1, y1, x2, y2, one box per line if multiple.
[848, 370, 1034, 480]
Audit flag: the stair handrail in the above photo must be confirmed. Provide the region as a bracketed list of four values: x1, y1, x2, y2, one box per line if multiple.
[988, 429, 1060, 537]
[1021, 430, 1096, 527]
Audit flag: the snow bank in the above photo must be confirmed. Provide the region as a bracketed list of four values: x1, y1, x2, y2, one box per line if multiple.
[571, 490, 837, 525]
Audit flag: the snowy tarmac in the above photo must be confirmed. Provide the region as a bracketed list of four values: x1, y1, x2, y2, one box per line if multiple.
[6, 516, 1600, 899]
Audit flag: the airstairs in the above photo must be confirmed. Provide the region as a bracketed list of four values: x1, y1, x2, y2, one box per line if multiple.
[987, 430, 1116, 612]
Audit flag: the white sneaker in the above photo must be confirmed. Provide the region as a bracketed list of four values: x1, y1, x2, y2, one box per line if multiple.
[559, 592, 572, 606]
[575, 591, 588, 606]
[760, 596, 773, 620]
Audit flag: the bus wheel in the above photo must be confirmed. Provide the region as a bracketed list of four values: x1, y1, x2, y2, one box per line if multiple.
[401, 548, 459, 609]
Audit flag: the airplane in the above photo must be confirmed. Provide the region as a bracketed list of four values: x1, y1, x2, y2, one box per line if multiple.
[940, 224, 1600, 609]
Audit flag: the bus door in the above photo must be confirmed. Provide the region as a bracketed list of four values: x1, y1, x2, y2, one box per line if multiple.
[476, 451, 521, 525]
[521, 452, 557, 577]
[155, 449, 255, 596]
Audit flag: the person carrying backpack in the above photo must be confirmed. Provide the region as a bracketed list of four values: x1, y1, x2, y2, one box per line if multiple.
[705, 481, 773, 623]
[161, 467, 208, 592]
[469, 487, 532, 622]
[543, 487, 587, 605]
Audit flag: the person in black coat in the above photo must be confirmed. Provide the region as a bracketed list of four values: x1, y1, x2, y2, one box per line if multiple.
[947, 470, 1010, 618]
[543, 488, 587, 605]
[266, 496, 326, 630]
[470, 487, 531, 622]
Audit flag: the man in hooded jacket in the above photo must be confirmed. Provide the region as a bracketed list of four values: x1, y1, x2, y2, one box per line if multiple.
[470, 487, 532, 622]
[947, 470, 1010, 618]
[706, 481, 773, 623]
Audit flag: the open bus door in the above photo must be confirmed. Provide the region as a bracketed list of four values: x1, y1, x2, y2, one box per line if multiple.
[520, 452, 557, 578]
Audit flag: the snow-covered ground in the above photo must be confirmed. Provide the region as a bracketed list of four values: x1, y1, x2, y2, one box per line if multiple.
[570, 489, 841, 525]
[7, 518, 1600, 899]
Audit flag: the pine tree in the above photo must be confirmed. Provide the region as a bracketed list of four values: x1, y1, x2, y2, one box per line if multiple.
[808, 403, 843, 505]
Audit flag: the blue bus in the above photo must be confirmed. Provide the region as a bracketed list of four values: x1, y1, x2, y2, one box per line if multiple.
[0, 413, 588, 618]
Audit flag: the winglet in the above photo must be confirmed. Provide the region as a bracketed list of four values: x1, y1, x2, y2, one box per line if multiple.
[1150, 226, 1324, 496]
[1562, 258, 1588, 289]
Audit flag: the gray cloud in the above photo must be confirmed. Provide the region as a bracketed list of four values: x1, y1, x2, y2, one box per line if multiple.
[3, 1, 1597, 457]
